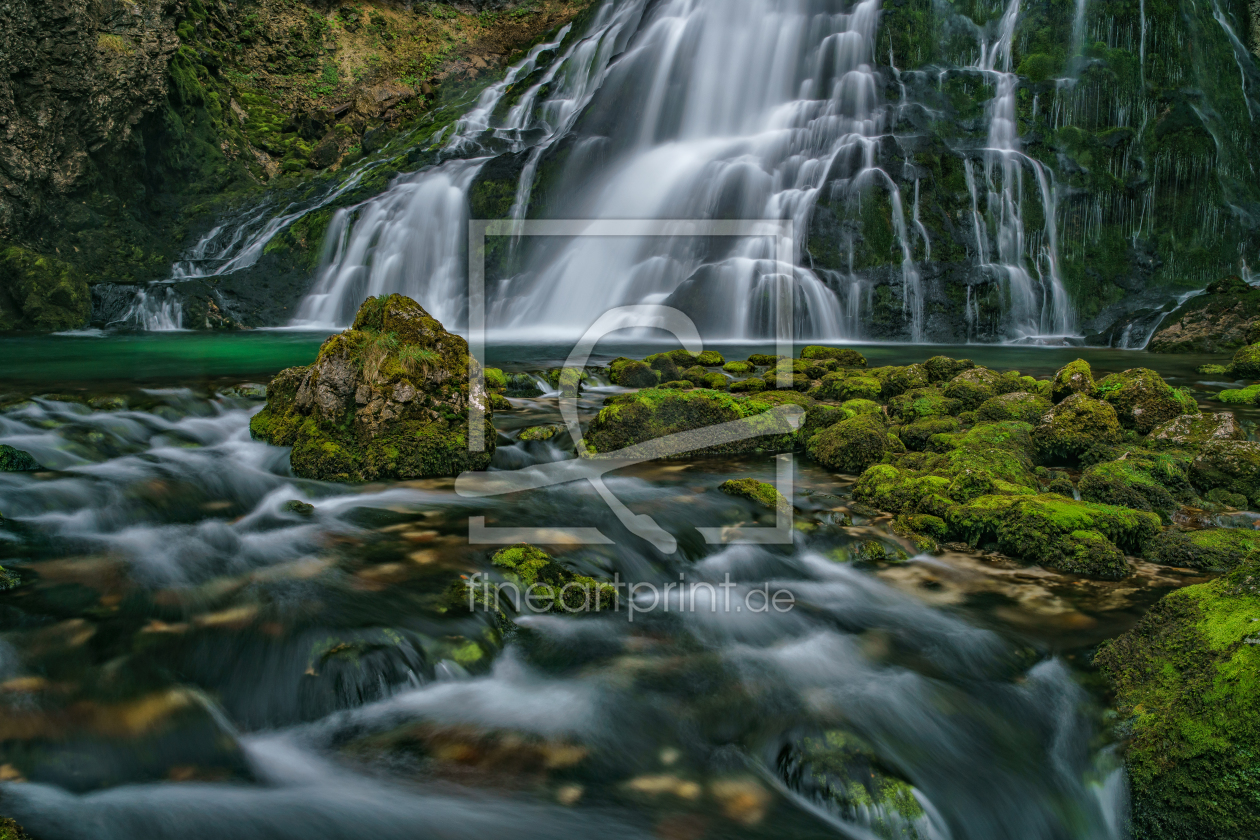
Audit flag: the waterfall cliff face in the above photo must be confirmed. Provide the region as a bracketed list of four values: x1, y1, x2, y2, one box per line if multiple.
[164, 0, 1260, 342]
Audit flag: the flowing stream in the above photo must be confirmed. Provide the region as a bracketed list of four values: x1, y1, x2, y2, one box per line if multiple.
[0, 336, 1240, 839]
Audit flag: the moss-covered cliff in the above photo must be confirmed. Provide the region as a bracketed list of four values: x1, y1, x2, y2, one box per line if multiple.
[0, 0, 591, 330]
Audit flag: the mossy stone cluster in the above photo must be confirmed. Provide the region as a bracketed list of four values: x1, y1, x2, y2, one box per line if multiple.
[250, 293, 493, 481]
[488, 544, 616, 613]
[1096, 558, 1260, 839]
[719, 478, 792, 516]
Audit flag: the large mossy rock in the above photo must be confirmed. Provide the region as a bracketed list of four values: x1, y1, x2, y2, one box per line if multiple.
[250, 294, 493, 481]
[1144, 528, 1260, 570]
[1095, 559, 1260, 838]
[1189, 440, 1260, 505]
[609, 358, 658, 388]
[1050, 359, 1094, 403]
[976, 391, 1052, 424]
[719, 477, 792, 515]
[1094, 368, 1198, 434]
[585, 388, 808, 457]
[799, 346, 866, 367]
[0, 246, 90, 331]
[1031, 393, 1122, 465]
[806, 413, 902, 474]
[1230, 343, 1260, 378]
[948, 493, 1156, 579]
[1078, 452, 1193, 521]
[941, 367, 1016, 410]
[1148, 412, 1245, 448]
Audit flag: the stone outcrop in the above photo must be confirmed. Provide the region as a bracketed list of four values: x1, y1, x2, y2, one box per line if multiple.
[250, 294, 494, 481]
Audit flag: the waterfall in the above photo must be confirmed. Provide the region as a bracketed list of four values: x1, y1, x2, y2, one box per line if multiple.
[972, 0, 1075, 341]
[116, 285, 184, 331]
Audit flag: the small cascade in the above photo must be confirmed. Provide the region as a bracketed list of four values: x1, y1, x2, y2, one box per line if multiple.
[116, 285, 184, 331]
[971, 0, 1075, 341]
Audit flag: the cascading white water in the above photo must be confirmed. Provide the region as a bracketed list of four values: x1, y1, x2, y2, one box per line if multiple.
[494, 0, 913, 341]
[970, 0, 1075, 341]
[293, 3, 646, 330]
[117, 285, 185, 330]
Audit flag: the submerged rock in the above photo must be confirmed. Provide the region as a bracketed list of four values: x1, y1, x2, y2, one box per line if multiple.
[489, 544, 616, 613]
[0, 444, 40, 471]
[250, 294, 494, 481]
[1096, 558, 1260, 838]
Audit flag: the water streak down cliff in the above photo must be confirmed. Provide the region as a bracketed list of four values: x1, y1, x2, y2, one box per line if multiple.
[112, 0, 1260, 342]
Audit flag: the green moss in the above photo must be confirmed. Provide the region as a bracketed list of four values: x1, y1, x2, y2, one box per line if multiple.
[719, 478, 792, 515]
[976, 391, 1052, 424]
[1145, 528, 1260, 570]
[1032, 393, 1122, 465]
[941, 367, 1016, 410]
[730, 377, 766, 393]
[1230, 343, 1260, 378]
[695, 350, 725, 366]
[1148, 412, 1245, 448]
[923, 355, 974, 382]
[1095, 558, 1260, 839]
[1094, 368, 1199, 434]
[813, 372, 883, 402]
[799, 346, 867, 366]
[1217, 384, 1260, 404]
[785, 729, 925, 833]
[899, 417, 961, 451]
[723, 360, 755, 374]
[483, 367, 508, 391]
[609, 358, 658, 388]
[491, 544, 616, 612]
[1051, 359, 1095, 403]
[807, 414, 898, 474]
[887, 387, 961, 421]
[1190, 440, 1260, 503]
[584, 387, 807, 457]
[1079, 452, 1193, 521]
[0, 246, 90, 331]
[0, 444, 39, 472]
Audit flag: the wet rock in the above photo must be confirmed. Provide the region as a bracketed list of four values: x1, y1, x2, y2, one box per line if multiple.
[250, 294, 494, 481]
[518, 425, 562, 441]
[281, 500, 315, 516]
[483, 368, 509, 391]
[1050, 359, 1095, 403]
[1144, 528, 1260, 570]
[1146, 275, 1260, 353]
[812, 372, 882, 402]
[0, 246, 90, 331]
[1095, 557, 1260, 838]
[1190, 440, 1260, 504]
[923, 355, 975, 382]
[898, 416, 960, 451]
[729, 377, 765, 393]
[942, 367, 1016, 410]
[1078, 453, 1192, 521]
[695, 350, 725, 366]
[0, 445, 39, 472]
[1230, 342, 1260, 378]
[807, 414, 901, 474]
[1148, 412, 1245, 448]
[585, 388, 806, 457]
[1094, 368, 1198, 434]
[609, 358, 658, 388]
[872, 364, 931, 399]
[976, 391, 1052, 425]
[886, 387, 961, 421]
[719, 478, 792, 515]
[1032, 393, 1122, 465]
[722, 360, 755, 374]
[489, 544, 615, 613]
[799, 346, 867, 367]
[504, 372, 543, 397]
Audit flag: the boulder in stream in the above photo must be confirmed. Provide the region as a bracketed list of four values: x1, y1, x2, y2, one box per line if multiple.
[250, 294, 494, 481]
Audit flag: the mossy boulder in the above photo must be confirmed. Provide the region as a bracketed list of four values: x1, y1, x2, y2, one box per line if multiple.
[941, 367, 1015, 410]
[1144, 528, 1260, 570]
[872, 364, 931, 399]
[0, 246, 90, 331]
[813, 372, 882, 402]
[1190, 440, 1260, 503]
[730, 377, 765, 393]
[584, 388, 807, 457]
[491, 544, 616, 613]
[643, 353, 683, 383]
[947, 493, 1155, 578]
[1078, 453, 1192, 521]
[782, 730, 924, 830]
[723, 360, 755, 374]
[1217, 383, 1260, 404]
[923, 355, 974, 382]
[799, 346, 867, 367]
[976, 391, 1052, 424]
[1148, 412, 1245, 448]
[886, 387, 961, 421]
[806, 414, 901, 474]
[1050, 359, 1095, 403]
[483, 368, 508, 391]
[249, 294, 494, 481]
[1031, 393, 1122, 465]
[504, 372, 543, 398]
[719, 478, 792, 515]
[0, 444, 39, 471]
[610, 358, 659, 388]
[1094, 368, 1198, 434]
[695, 350, 724, 366]
[1229, 342, 1260, 378]
[898, 417, 960, 451]
[518, 425, 562, 442]
[747, 354, 785, 367]
[852, 464, 953, 515]
[1095, 559, 1260, 839]
[660, 379, 694, 390]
